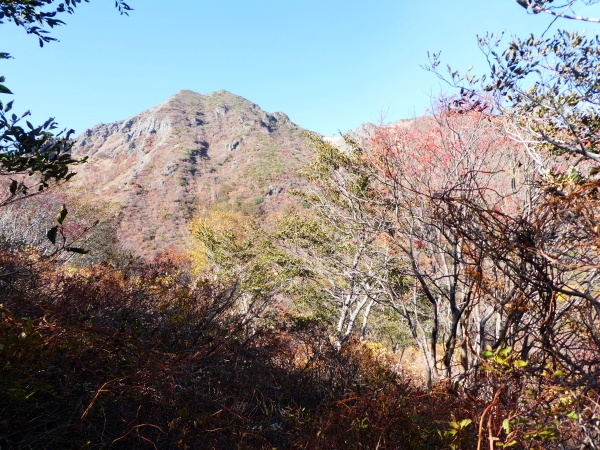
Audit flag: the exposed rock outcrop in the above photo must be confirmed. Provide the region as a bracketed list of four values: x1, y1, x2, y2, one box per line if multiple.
[71, 90, 311, 257]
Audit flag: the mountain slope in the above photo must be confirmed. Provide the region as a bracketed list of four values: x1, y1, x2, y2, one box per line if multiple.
[71, 90, 311, 257]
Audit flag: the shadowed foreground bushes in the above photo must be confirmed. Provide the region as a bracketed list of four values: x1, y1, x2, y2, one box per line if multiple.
[0, 251, 459, 449]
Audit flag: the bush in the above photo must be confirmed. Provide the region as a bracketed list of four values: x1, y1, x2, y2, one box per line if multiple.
[0, 250, 458, 448]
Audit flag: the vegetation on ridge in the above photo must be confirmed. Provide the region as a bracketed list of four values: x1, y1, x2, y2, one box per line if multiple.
[1, 0, 600, 448]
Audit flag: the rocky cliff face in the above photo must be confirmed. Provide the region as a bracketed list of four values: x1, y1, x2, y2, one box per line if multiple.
[72, 90, 310, 257]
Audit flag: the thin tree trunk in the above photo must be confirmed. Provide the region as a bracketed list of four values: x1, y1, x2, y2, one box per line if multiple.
[360, 298, 375, 341]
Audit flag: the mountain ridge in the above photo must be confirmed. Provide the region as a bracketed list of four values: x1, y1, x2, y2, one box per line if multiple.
[71, 89, 311, 257]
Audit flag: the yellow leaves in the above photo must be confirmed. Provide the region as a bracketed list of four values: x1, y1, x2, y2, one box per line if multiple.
[188, 210, 259, 276]
[189, 210, 254, 243]
[187, 239, 209, 275]
[361, 340, 392, 361]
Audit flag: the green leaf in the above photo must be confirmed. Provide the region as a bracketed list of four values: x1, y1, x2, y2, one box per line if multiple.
[481, 350, 494, 359]
[9, 179, 18, 195]
[459, 419, 472, 428]
[499, 346, 512, 357]
[514, 359, 527, 367]
[56, 204, 68, 225]
[0, 84, 12, 94]
[566, 412, 578, 419]
[65, 247, 89, 254]
[494, 355, 510, 365]
[47, 226, 58, 245]
[553, 370, 564, 377]
[502, 418, 511, 434]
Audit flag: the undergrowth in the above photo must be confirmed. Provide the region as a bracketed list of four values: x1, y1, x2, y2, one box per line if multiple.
[0, 251, 455, 449]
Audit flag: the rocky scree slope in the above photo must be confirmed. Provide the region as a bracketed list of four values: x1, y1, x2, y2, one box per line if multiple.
[72, 90, 310, 257]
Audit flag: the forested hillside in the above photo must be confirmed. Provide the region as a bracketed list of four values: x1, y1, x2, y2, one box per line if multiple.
[70, 89, 310, 258]
[1, 0, 599, 448]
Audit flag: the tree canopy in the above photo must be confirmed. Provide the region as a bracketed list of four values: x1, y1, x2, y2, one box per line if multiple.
[0, 0, 131, 49]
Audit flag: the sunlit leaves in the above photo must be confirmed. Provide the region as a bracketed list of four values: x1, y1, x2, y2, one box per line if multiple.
[0, 106, 86, 205]
[56, 204, 67, 225]
[0, 0, 132, 46]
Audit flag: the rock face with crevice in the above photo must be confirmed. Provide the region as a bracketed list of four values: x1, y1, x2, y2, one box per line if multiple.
[72, 90, 311, 258]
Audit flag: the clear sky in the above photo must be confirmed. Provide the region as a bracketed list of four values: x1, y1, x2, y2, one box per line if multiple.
[0, 0, 595, 137]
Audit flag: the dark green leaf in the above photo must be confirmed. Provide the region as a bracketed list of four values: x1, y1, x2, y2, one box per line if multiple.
[56, 204, 68, 225]
[8, 179, 18, 194]
[65, 247, 89, 254]
[47, 226, 58, 245]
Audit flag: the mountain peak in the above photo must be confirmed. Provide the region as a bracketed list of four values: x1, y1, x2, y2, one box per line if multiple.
[71, 89, 310, 258]
[167, 89, 249, 104]
[168, 89, 203, 101]
[154, 89, 266, 119]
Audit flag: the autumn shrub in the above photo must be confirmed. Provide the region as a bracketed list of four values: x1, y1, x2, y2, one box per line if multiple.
[285, 338, 459, 449]
[446, 347, 600, 450]
[0, 250, 286, 448]
[0, 249, 466, 449]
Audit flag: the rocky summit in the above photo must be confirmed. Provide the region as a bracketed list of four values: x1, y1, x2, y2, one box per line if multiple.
[72, 90, 311, 257]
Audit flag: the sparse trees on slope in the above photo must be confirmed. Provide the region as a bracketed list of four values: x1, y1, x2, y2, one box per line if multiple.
[432, 0, 600, 374]
[288, 134, 405, 346]
[364, 103, 534, 385]
[299, 108, 531, 387]
[429, 119, 600, 448]
[423, 1, 600, 444]
[189, 210, 302, 324]
[0, 191, 119, 264]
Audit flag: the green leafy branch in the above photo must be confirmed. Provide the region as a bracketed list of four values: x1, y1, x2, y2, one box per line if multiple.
[0, 99, 86, 206]
[46, 204, 89, 255]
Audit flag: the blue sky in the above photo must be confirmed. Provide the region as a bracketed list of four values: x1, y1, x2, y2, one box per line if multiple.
[0, 0, 594, 137]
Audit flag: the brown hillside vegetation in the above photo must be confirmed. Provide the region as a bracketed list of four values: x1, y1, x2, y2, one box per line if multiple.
[71, 90, 311, 258]
[0, 250, 461, 449]
[3, 1, 600, 448]
[2, 99, 598, 449]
